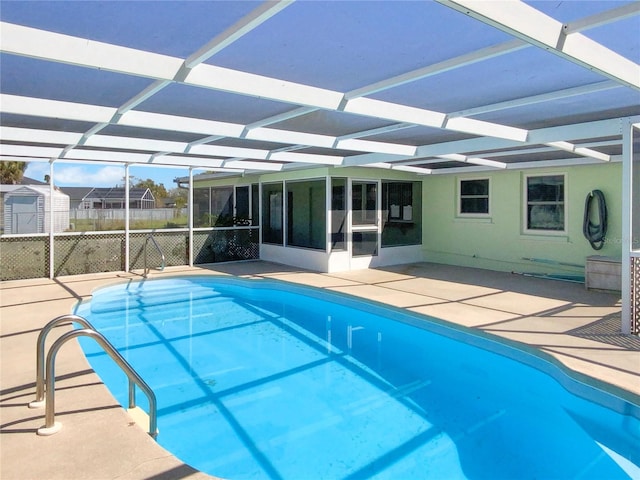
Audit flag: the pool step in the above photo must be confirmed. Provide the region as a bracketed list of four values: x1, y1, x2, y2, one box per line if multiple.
[126, 406, 158, 435]
[89, 286, 224, 314]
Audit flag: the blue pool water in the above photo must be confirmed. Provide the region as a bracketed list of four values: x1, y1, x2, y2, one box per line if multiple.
[75, 276, 640, 479]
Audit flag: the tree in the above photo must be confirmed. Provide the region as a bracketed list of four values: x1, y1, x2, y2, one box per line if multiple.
[133, 178, 168, 207]
[168, 187, 188, 209]
[0, 161, 27, 184]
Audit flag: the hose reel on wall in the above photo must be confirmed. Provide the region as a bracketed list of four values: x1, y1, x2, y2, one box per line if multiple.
[583, 189, 607, 250]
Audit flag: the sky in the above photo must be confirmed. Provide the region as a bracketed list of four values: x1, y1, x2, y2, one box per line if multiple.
[25, 161, 191, 190]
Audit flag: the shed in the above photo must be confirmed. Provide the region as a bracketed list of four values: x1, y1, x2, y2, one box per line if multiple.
[3, 186, 70, 234]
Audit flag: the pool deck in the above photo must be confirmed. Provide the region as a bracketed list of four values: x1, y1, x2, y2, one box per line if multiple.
[1, 261, 639, 480]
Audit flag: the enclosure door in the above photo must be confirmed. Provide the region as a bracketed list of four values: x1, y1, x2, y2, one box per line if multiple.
[350, 180, 380, 268]
[11, 196, 38, 234]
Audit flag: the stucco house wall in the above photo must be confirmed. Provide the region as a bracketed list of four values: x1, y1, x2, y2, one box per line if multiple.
[421, 162, 622, 278]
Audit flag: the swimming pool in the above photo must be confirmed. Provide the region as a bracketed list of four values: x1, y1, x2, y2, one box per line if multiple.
[75, 276, 640, 479]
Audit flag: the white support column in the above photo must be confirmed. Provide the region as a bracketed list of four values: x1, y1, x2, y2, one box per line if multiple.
[326, 175, 331, 255]
[188, 168, 194, 267]
[124, 164, 130, 272]
[621, 121, 632, 334]
[258, 181, 263, 260]
[48, 159, 55, 279]
[282, 180, 287, 247]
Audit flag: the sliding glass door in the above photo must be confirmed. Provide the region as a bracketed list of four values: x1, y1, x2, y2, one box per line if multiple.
[350, 180, 379, 266]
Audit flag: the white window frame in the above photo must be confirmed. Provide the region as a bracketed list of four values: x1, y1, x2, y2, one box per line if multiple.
[457, 177, 490, 217]
[523, 173, 567, 235]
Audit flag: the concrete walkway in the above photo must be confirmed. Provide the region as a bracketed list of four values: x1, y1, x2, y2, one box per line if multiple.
[1, 262, 639, 480]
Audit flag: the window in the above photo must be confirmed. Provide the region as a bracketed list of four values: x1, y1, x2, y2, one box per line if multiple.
[525, 174, 565, 232]
[459, 178, 489, 215]
[381, 181, 421, 247]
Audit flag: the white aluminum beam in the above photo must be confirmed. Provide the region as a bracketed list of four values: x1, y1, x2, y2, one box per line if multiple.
[437, 0, 640, 90]
[246, 127, 336, 149]
[0, 22, 183, 80]
[146, 155, 225, 168]
[0, 144, 64, 158]
[0, 23, 534, 145]
[545, 141, 610, 162]
[0, 94, 116, 123]
[0, 126, 83, 145]
[184, 64, 344, 110]
[343, 117, 624, 167]
[118, 110, 245, 138]
[223, 160, 283, 171]
[268, 151, 343, 165]
[189, 144, 270, 160]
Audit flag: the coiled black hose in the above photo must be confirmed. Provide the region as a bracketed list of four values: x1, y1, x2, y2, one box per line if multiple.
[583, 189, 607, 250]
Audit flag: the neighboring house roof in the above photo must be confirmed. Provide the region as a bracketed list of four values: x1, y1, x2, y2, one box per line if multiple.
[20, 177, 47, 185]
[58, 187, 95, 202]
[89, 187, 153, 200]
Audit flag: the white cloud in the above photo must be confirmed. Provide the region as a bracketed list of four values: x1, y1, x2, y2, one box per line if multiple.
[25, 163, 125, 187]
[23, 162, 49, 183]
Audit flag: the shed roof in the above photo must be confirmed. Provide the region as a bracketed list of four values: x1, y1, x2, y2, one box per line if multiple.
[5, 185, 69, 198]
[0, 1, 638, 177]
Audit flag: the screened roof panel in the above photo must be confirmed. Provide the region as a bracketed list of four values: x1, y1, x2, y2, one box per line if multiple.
[583, 17, 640, 61]
[0, 0, 261, 57]
[206, 1, 515, 92]
[0, 0, 638, 176]
[473, 89, 640, 129]
[0, 53, 155, 107]
[208, 137, 292, 152]
[363, 127, 473, 147]
[0, 113, 97, 134]
[269, 110, 400, 137]
[97, 125, 207, 143]
[370, 48, 608, 114]
[136, 83, 295, 125]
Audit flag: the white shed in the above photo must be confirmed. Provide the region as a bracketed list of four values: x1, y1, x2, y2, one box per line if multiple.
[3, 186, 70, 234]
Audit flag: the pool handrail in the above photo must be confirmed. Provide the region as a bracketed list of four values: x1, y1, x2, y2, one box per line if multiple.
[30, 315, 158, 439]
[144, 234, 166, 278]
[29, 314, 94, 406]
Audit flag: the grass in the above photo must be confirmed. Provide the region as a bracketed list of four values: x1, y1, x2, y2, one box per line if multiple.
[70, 216, 189, 231]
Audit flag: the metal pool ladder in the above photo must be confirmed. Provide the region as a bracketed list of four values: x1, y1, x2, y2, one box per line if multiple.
[144, 234, 166, 278]
[29, 314, 158, 439]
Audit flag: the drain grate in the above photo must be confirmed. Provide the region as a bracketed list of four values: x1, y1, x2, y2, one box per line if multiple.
[567, 314, 640, 351]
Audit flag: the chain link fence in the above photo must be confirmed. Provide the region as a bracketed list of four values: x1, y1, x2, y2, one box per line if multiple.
[129, 232, 188, 270]
[0, 236, 49, 280]
[54, 234, 124, 276]
[1, 227, 260, 281]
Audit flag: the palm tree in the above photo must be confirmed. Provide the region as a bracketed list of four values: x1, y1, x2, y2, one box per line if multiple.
[0, 161, 27, 184]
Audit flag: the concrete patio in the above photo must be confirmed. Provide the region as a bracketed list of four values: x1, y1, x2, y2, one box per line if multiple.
[1, 261, 639, 480]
